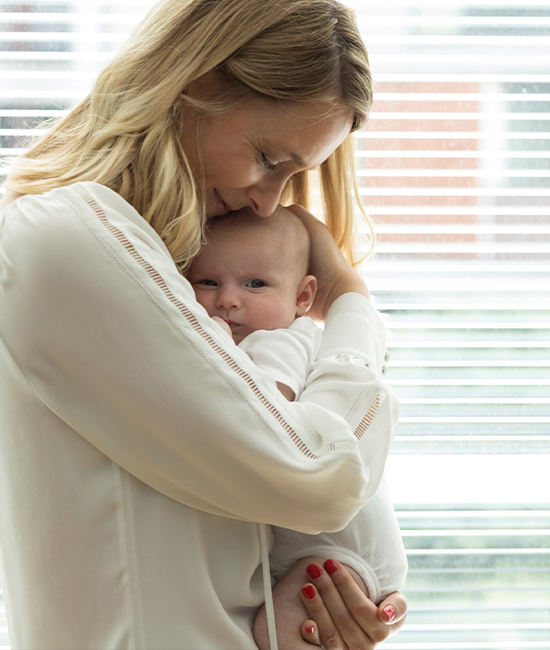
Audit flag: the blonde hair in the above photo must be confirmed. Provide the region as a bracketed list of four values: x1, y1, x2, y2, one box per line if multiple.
[5, 0, 373, 270]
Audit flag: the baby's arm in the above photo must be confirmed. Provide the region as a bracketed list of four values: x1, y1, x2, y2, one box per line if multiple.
[239, 318, 320, 401]
[268, 476, 408, 605]
[253, 479, 407, 649]
[212, 317, 297, 400]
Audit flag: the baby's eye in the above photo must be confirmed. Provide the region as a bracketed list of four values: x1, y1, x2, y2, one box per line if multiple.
[197, 279, 218, 287]
[246, 279, 267, 289]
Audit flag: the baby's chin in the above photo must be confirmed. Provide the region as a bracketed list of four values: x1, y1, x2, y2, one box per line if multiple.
[231, 331, 247, 345]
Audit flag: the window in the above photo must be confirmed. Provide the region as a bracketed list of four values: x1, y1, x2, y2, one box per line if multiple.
[1, 1, 549, 648]
[346, 1, 550, 646]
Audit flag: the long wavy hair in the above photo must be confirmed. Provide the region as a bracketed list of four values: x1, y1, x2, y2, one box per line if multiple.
[5, 0, 373, 270]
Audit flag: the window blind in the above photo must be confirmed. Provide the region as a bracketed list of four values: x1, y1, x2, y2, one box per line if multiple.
[1, 2, 549, 648]
[345, 1, 550, 647]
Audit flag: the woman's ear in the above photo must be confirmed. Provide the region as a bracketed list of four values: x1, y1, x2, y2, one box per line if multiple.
[295, 275, 317, 317]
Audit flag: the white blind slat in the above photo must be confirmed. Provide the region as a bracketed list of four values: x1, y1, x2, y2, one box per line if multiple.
[358, 5, 550, 646]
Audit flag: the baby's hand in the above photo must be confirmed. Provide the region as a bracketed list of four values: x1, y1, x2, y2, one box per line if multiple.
[211, 316, 232, 338]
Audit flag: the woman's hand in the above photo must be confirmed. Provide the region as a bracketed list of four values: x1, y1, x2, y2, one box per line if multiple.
[253, 556, 327, 650]
[286, 204, 369, 321]
[252, 557, 407, 650]
[299, 559, 407, 649]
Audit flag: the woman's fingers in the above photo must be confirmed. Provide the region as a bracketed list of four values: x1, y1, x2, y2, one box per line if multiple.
[300, 619, 322, 647]
[300, 583, 347, 649]
[285, 204, 369, 320]
[301, 561, 389, 649]
[377, 591, 408, 635]
[304, 560, 404, 647]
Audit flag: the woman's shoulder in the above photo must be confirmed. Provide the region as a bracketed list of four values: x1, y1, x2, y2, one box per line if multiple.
[2, 182, 169, 259]
[0, 188, 23, 211]
[1, 182, 128, 223]
[4, 182, 137, 225]
[0, 182, 176, 295]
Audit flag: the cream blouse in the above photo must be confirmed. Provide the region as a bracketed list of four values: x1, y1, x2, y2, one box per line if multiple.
[0, 182, 400, 649]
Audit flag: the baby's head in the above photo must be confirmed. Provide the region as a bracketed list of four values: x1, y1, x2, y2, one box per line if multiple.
[187, 205, 317, 344]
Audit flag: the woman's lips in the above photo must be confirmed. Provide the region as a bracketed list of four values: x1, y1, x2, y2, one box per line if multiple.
[213, 189, 232, 216]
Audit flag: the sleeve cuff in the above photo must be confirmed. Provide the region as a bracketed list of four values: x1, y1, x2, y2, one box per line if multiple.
[318, 293, 388, 374]
[273, 545, 382, 604]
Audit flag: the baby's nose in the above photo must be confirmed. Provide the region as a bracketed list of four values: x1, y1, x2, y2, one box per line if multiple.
[216, 286, 240, 309]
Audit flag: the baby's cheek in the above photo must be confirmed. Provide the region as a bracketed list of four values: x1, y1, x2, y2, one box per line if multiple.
[257, 300, 295, 330]
[195, 293, 215, 315]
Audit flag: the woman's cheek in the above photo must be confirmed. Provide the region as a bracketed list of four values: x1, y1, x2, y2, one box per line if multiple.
[214, 160, 263, 189]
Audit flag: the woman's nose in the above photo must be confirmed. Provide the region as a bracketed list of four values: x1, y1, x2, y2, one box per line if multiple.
[248, 176, 287, 218]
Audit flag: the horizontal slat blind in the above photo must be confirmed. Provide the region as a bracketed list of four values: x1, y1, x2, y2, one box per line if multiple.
[1, 2, 549, 649]
[0, 0, 155, 191]
[345, 1, 550, 647]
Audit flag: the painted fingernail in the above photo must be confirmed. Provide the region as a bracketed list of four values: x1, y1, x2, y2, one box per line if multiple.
[306, 563, 322, 580]
[383, 604, 397, 623]
[302, 585, 316, 599]
[305, 624, 316, 635]
[324, 559, 338, 575]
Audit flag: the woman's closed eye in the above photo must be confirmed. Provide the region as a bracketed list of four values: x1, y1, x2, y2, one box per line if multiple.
[260, 152, 277, 171]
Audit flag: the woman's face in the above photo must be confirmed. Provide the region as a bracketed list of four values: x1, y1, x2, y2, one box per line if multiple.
[182, 94, 353, 218]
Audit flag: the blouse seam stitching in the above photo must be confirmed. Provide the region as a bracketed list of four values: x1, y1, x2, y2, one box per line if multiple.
[73, 185, 329, 459]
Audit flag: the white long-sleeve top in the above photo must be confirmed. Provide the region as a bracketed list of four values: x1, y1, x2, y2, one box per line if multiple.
[239, 316, 324, 400]
[0, 182, 400, 650]
[240, 320, 407, 605]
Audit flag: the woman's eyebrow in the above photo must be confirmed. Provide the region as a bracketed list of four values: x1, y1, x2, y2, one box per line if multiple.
[290, 152, 306, 166]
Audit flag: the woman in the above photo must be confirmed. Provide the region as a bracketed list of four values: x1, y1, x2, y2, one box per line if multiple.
[0, 0, 407, 648]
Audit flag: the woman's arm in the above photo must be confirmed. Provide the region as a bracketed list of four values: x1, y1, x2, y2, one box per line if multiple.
[0, 183, 398, 532]
[241, 325, 406, 599]
[287, 204, 371, 319]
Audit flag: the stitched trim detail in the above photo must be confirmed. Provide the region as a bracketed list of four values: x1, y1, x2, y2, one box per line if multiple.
[76, 186, 327, 458]
[354, 392, 385, 441]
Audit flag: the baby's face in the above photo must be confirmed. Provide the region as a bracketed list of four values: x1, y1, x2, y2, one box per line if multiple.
[187, 225, 304, 344]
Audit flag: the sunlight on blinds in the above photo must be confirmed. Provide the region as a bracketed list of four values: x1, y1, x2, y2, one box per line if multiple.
[345, 1, 550, 647]
[1, 1, 549, 648]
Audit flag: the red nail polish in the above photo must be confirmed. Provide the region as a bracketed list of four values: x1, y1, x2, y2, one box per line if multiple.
[305, 624, 316, 635]
[302, 585, 316, 599]
[306, 563, 322, 580]
[324, 559, 338, 575]
[383, 604, 397, 623]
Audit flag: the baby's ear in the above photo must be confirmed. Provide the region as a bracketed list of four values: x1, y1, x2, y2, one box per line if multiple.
[295, 275, 317, 317]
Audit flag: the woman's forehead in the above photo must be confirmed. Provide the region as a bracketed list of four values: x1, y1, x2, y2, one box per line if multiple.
[251, 100, 352, 166]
